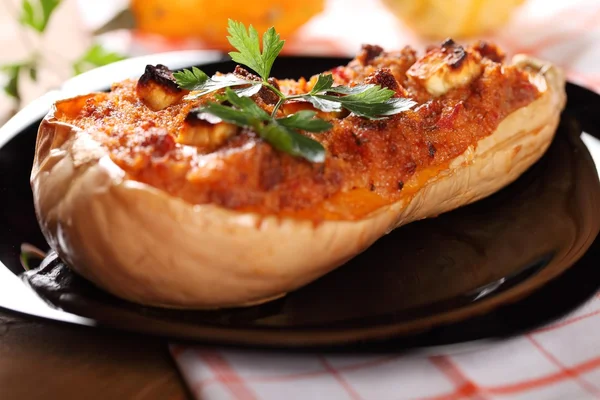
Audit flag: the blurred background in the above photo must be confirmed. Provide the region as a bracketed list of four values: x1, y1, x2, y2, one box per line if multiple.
[1, 0, 599, 124]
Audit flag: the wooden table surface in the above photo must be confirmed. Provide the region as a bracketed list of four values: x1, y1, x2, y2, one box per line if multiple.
[0, 308, 190, 399]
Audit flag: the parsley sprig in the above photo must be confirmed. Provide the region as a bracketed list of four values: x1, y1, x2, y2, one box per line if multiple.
[297, 74, 415, 118]
[173, 20, 416, 162]
[198, 88, 329, 162]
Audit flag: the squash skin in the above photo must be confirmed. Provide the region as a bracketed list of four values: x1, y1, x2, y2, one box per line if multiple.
[30, 55, 565, 309]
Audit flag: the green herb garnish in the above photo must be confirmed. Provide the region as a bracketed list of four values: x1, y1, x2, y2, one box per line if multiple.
[173, 19, 416, 162]
[200, 88, 328, 162]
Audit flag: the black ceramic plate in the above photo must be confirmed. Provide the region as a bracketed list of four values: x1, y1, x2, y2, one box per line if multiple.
[1, 53, 600, 350]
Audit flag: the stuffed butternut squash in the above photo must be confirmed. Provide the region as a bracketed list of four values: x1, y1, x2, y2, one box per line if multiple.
[30, 22, 566, 309]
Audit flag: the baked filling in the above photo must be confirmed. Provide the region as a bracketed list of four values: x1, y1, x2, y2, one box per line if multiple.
[53, 40, 540, 221]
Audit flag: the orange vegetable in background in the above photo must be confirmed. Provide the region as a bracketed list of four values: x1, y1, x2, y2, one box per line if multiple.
[130, 0, 325, 48]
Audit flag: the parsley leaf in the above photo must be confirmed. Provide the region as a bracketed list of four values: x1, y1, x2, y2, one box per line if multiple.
[193, 88, 270, 128]
[326, 84, 375, 95]
[174, 67, 261, 99]
[20, 0, 61, 33]
[334, 96, 416, 118]
[227, 19, 284, 81]
[172, 67, 208, 90]
[72, 44, 125, 75]
[304, 80, 417, 117]
[309, 74, 335, 95]
[307, 84, 417, 119]
[277, 110, 332, 132]
[259, 26, 285, 79]
[234, 83, 262, 97]
[191, 75, 259, 98]
[331, 85, 396, 103]
[263, 122, 325, 163]
[300, 96, 343, 113]
[221, 87, 271, 120]
[198, 102, 261, 128]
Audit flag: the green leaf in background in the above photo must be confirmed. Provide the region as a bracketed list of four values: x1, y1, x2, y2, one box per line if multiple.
[0, 58, 39, 101]
[0, 64, 23, 100]
[19, 0, 61, 33]
[72, 44, 125, 75]
[28, 65, 38, 81]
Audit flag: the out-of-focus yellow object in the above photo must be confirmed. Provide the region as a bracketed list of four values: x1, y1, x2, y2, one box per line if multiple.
[130, 0, 325, 47]
[381, 0, 525, 39]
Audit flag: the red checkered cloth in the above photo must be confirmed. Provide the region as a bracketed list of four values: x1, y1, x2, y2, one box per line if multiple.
[171, 295, 600, 399]
[164, 0, 600, 398]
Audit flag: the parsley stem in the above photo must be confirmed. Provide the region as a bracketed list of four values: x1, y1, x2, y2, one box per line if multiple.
[262, 81, 286, 100]
[284, 94, 305, 100]
[263, 80, 289, 117]
[271, 97, 286, 117]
